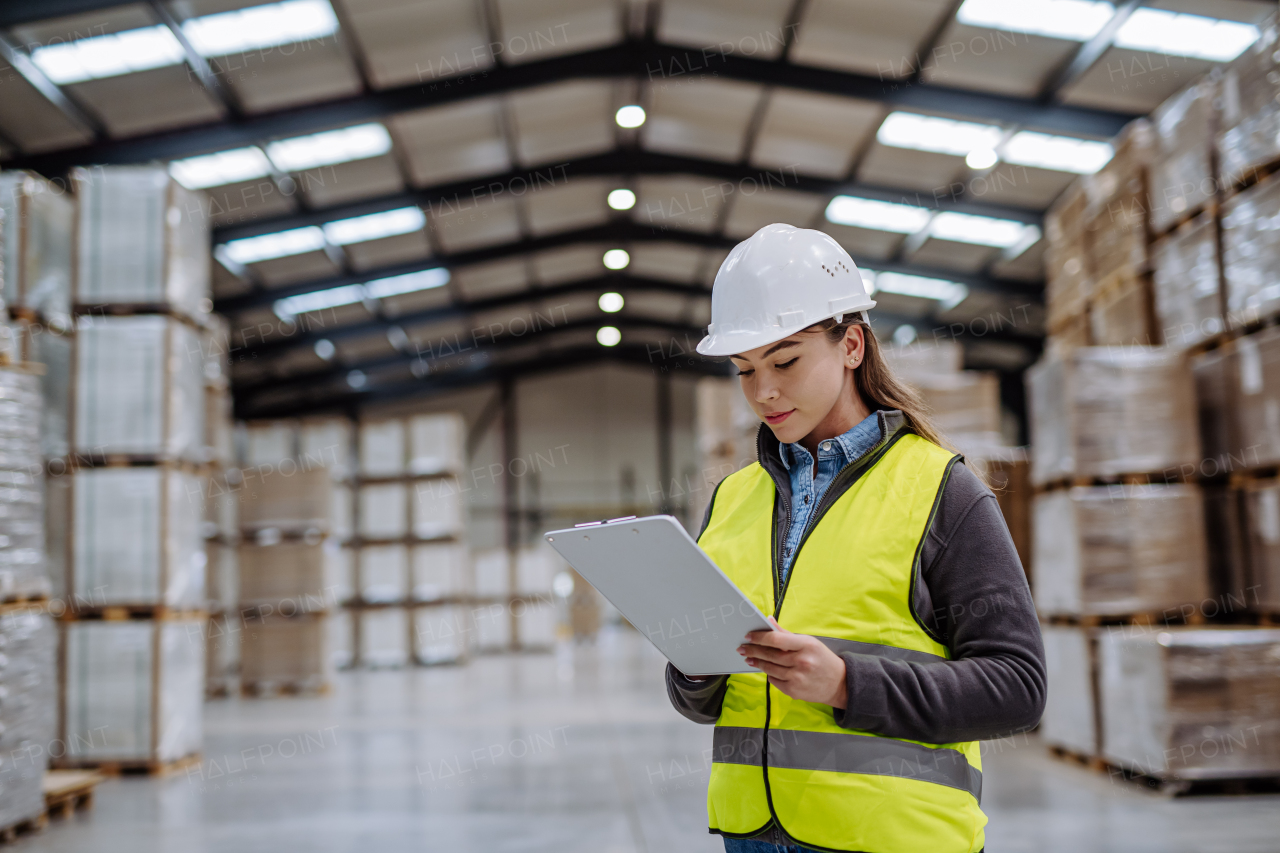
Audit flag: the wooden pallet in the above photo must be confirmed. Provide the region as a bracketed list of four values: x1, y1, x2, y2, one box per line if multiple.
[1043, 610, 1206, 628]
[1047, 745, 1280, 796]
[43, 770, 102, 820]
[1223, 155, 1280, 199]
[0, 812, 46, 844]
[1033, 471, 1197, 494]
[56, 753, 201, 778]
[59, 605, 207, 622]
[1150, 199, 1218, 242]
[240, 679, 332, 699]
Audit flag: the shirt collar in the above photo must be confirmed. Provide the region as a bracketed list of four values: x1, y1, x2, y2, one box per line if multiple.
[777, 412, 882, 470]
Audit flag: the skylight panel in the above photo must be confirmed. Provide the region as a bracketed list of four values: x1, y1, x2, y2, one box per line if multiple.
[182, 0, 339, 57]
[30, 25, 184, 84]
[1113, 9, 1259, 62]
[265, 124, 392, 172]
[872, 272, 970, 310]
[322, 208, 426, 246]
[825, 196, 933, 234]
[928, 212, 1040, 249]
[876, 112, 1004, 158]
[273, 283, 366, 321]
[955, 0, 1117, 41]
[220, 226, 326, 264]
[1001, 132, 1113, 174]
[169, 147, 273, 189]
[364, 268, 451, 299]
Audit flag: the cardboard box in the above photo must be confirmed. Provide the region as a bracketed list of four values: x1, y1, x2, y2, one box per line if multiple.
[0, 171, 73, 320]
[1243, 480, 1280, 611]
[1149, 78, 1217, 234]
[1152, 212, 1223, 350]
[238, 542, 330, 610]
[240, 614, 330, 688]
[239, 467, 334, 533]
[1222, 174, 1280, 325]
[1217, 18, 1280, 186]
[0, 610, 54, 827]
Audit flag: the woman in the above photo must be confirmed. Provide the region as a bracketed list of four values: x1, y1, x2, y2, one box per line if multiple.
[668, 224, 1044, 853]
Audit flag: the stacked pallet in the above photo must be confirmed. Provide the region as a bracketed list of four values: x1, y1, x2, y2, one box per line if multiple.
[56, 165, 209, 774]
[693, 377, 760, 527]
[237, 423, 339, 696]
[202, 316, 238, 697]
[0, 366, 56, 835]
[1033, 23, 1280, 788]
[349, 413, 472, 666]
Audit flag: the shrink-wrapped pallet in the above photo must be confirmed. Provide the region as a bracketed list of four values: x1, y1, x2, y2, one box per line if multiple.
[411, 541, 468, 601]
[239, 467, 334, 534]
[0, 171, 73, 320]
[516, 544, 561, 597]
[474, 547, 510, 599]
[204, 470, 239, 542]
[74, 315, 205, 460]
[205, 613, 239, 697]
[1098, 626, 1280, 779]
[1083, 120, 1153, 281]
[1149, 78, 1217, 235]
[359, 544, 407, 603]
[1217, 18, 1280, 187]
[238, 542, 329, 610]
[28, 328, 71, 460]
[203, 386, 234, 467]
[1040, 624, 1097, 756]
[411, 478, 463, 539]
[0, 609, 55, 828]
[414, 604, 469, 663]
[243, 421, 296, 466]
[359, 418, 405, 476]
[358, 482, 406, 539]
[240, 614, 330, 690]
[1233, 328, 1280, 468]
[357, 608, 409, 667]
[205, 541, 237, 614]
[1032, 485, 1209, 617]
[905, 371, 1002, 442]
[328, 609, 352, 669]
[1045, 183, 1091, 329]
[695, 377, 760, 525]
[0, 369, 47, 600]
[60, 617, 204, 763]
[1089, 275, 1153, 346]
[407, 413, 464, 475]
[517, 595, 560, 648]
[72, 466, 204, 608]
[1026, 347, 1199, 485]
[72, 165, 209, 316]
[1242, 480, 1280, 611]
[882, 340, 963, 377]
[1221, 175, 1280, 326]
[1190, 345, 1237, 466]
[1152, 213, 1223, 350]
[300, 418, 352, 481]
[323, 543, 354, 606]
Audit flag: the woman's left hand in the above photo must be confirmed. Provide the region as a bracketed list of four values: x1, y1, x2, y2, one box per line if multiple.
[738, 617, 847, 709]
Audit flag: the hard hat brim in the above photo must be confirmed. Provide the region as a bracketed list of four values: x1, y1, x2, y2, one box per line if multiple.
[695, 303, 875, 357]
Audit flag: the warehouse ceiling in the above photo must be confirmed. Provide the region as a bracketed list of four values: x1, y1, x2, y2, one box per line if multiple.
[0, 0, 1273, 417]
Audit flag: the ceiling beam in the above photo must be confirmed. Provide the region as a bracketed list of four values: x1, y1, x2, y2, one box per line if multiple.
[217, 220, 1041, 316]
[0, 31, 103, 139]
[234, 339, 726, 420]
[233, 316, 713, 415]
[235, 272, 1042, 366]
[212, 149, 1043, 246]
[147, 0, 241, 117]
[1041, 0, 1143, 100]
[1, 40, 1137, 175]
[0, 0, 131, 28]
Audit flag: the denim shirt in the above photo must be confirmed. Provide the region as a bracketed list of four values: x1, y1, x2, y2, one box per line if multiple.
[777, 412, 882, 583]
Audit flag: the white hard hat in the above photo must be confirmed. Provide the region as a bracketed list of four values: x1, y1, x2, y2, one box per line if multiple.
[696, 223, 875, 357]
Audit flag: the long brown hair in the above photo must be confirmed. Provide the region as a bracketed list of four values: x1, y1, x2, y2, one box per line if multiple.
[811, 316, 950, 450]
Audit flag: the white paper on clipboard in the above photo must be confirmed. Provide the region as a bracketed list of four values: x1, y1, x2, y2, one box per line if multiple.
[544, 515, 772, 676]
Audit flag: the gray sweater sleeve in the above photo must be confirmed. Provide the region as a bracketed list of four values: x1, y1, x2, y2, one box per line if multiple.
[664, 462, 1046, 741]
[832, 462, 1046, 743]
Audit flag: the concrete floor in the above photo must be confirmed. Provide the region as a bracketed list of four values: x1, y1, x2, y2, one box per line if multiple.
[21, 627, 1280, 853]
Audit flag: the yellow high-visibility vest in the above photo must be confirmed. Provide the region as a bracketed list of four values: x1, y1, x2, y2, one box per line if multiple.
[698, 431, 986, 853]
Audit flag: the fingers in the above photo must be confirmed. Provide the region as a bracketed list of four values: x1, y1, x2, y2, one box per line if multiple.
[744, 629, 808, 650]
[744, 657, 792, 681]
[737, 643, 796, 665]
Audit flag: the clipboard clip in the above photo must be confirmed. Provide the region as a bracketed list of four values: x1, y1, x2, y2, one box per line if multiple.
[574, 515, 637, 528]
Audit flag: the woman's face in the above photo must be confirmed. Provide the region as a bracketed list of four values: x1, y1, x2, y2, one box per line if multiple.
[730, 325, 865, 446]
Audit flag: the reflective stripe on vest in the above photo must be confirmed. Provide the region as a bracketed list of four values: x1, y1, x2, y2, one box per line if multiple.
[711, 727, 983, 801]
[698, 432, 986, 853]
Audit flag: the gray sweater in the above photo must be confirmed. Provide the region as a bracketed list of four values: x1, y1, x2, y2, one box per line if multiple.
[665, 414, 1046, 745]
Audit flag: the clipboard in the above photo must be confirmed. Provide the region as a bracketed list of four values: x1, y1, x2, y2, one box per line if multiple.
[544, 514, 772, 676]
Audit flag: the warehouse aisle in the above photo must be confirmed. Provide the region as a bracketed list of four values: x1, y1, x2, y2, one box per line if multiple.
[22, 628, 1280, 853]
